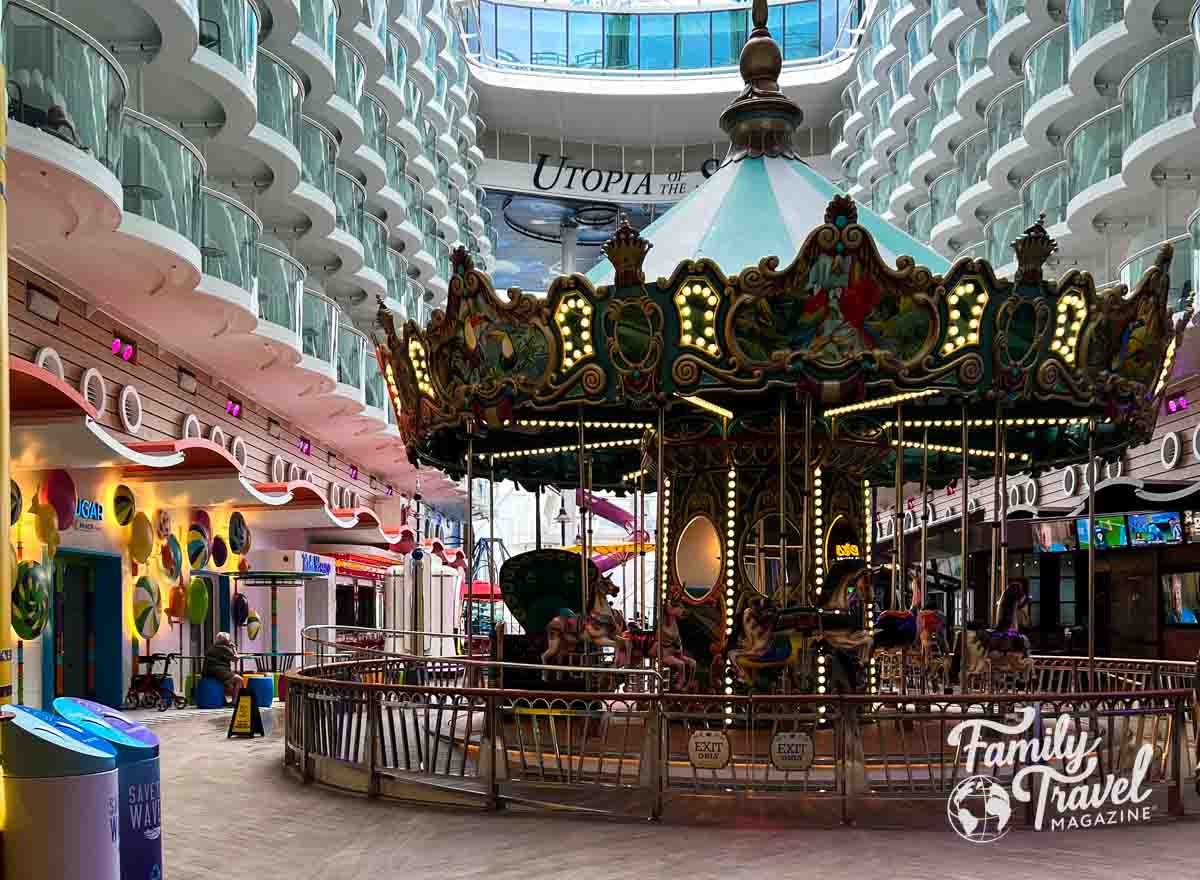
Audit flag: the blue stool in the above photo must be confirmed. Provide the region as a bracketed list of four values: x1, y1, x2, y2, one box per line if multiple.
[245, 675, 274, 709]
[194, 677, 226, 709]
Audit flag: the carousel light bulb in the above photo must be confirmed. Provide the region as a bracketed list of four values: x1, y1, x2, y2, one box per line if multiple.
[582, 305, 593, 316]
[968, 333, 978, 343]
[950, 309, 960, 320]
[704, 310, 715, 321]
[704, 327, 715, 337]
[683, 320, 693, 331]
[682, 334, 693, 345]
[681, 307, 691, 318]
[583, 344, 594, 355]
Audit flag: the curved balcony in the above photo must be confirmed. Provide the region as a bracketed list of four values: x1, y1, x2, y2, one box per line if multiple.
[984, 81, 1028, 192]
[984, 203, 1023, 271]
[908, 12, 941, 95]
[1022, 25, 1069, 152]
[289, 0, 338, 105]
[888, 141, 917, 217]
[324, 37, 366, 155]
[954, 18, 993, 115]
[341, 0, 388, 83]
[841, 80, 867, 150]
[392, 0, 423, 61]
[374, 137, 408, 229]
[1064, 107, 1124, 234]
[907, 201, 934, 243]
[375, 30, 408, 124]
[956, 240, 985, 260]
[198, 0, 260, 82]
[409, 38, 437, 101]
[353, 92, 389, 193]
[887, 56, 914, 124]
[301, 287, 339, 384]
[358, 211, 392, 301]
[873, 173, 897, 218]
[1068, 0, 1123, 55]
[1021, 161, 1069, 230]
[256, 244, 306, 355]
[297, 116, 339, 239]
[364, 361, 388, 420]
[950, 129, 989, 236]
[336, 321, 368, 404]
[4, 0, 127, 249]
[200, 187, 261, 319]
[426, 69, 451, 131]
[1119, 37, 1200, 186]
[394, 80, 426, 158]
[394, 172, 425, 254]
[923, 67, 962, 165]
[928, 169, 960, 249]
[830, 110, 847, 158]
[930, 0, 974, 59]
[386, 250, 419, 320]
[906, 106, 940, 183]
[868, 5, 898, 89]
[1120, 232, 1195, 315]
[424, 0, 450, 54]
[331, 169, 368, 277]
[250, 49, 304, 203]
[427, 237, 451, 300]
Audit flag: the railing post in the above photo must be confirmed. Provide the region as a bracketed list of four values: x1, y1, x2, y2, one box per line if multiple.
[367, 689, 380, 798]
[1170, 695, 1185, 817]
[301, 682, 313, 783]
[650, 690, 663, 821]
[486, 693, 499, 811]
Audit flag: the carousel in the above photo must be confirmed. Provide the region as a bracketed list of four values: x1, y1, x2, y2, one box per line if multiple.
[375, 0, 1188, 699]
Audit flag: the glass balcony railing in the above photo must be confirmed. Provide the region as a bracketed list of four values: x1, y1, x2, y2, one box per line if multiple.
[121, 110, 204, 244]
[988, 0, 1026, 36]
[1121, 234, 1195, 314]
[986, 83, 1024, 154]
[892, 141, 915, 181]
[400, 173, 425, 218]
[1120, 37, 1197, 148]
[202, 187, 260, 292]
[389, 250, 421, 320]
[384, 137, 407, 189]
[1021, 161, 1069, 227]
[301, 288, 337, 365]
[874, 174, 897, 214]
[1023, 26, 1068, 109]
[256, 49, 302, 148]
[930, 169, 959, 224]
[842, 80, 859, 116]
[300, 0, 337, 61]
[985, 204, 1023, 267]
[856, 47, 875, 92]
[4, 0, 127, 170]
[1194, 1, 1200, 58]
[335, 37, 366, 108]
[363, 212, 389, 278]
[434, 70, 448, 110]
[198, 0, 258, 79]
[1065, 106, 1122, 200]
[871, 92, 893, 138]
[909, 108, 934, 155]
[929, 67, 960, 122]
[364, 0, 388, 48]
[334, 170, 366, 241]
[366, 365, 387, 410]
[908, 12, 932, 67]
[360, 92, 388, 159]
[931, 0, 954, 31]
[433, 237, 451, 279]
[385, 30, 408, 89]
[955, 130, 989, 195]
[830, 110, 846, 148]
[889, 58, 909, 106]
[421, 209, 441, 258]
[957, 241, 984, 260]
[956, 18, 988, 84]
[868, 8, 890, 58]
[299, 116, 337, 198]
[908, 201, 934, 242]
[844, 149, 865, 181]
[337, 322, 366, 389]
[258, 244, 304, 333]
[1068, 0, 1122, 52]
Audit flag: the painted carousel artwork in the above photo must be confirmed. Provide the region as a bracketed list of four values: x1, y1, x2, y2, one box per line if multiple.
[375, 0, 1188, 700]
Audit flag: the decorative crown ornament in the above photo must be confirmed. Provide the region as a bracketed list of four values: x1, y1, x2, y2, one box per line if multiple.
[1011, 213, 1058, 282]
[602, 215, 652, 287]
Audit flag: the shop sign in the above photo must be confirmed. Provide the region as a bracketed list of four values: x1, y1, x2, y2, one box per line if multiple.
[687, 729, 731, 770]
[480, 158, 707, 205]
[74, 497, 104, 530]
[770, 731, 814, 771]
[300, 552, 332, 575]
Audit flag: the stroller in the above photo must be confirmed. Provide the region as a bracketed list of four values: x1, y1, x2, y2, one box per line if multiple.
[124, 652, 187, 711]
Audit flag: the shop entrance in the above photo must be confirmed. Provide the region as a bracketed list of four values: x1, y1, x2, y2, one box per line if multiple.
[45, 550, 123, 709]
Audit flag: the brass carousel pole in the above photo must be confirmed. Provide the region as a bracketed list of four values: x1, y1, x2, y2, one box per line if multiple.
[1087, 419, 1096, 684]
[801, 394, 812, 603]
[465, 438, 474, 653]
[638, 469, 645, 625]
[577, 410, 588, 617]
[919, 428, 930, 607]
[959, 403, 969, 693]
[893, 403, 904, 610]
[534, 484, 542, 550]
[778, 395, 788, 606]
[998, 406, 1009, 609]
[655, 405, 666, 684]
[991, 407, 1002, 615]
[488, 455, 497, 653]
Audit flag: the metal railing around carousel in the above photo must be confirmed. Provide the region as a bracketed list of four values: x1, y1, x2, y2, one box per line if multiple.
[284, 629, 1197, 822]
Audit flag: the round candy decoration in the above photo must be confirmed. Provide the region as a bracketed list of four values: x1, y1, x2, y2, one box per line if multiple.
[187, 524, 210, 570]
[187, 577, 210, 625]
[9, 544, 17, 592]
[191, 509, 212, 538]
[12, 560, 50, 640]
[228, 511, 249, 554]
[245, 609, 262, 641]
[129, 512, 155, 564]
[155, 508, 173, 540]
[210, 535, 228, 568]
[38, 470, 77, 530]
[10, 480, 22, 527]
[159, 534, 182, 579]
[167, 585, 187, 620]
[112, 484, 137, 527]
[133, 576, 162, 639]
[31, 500, 60, 558]
[232, 592, 250, 627]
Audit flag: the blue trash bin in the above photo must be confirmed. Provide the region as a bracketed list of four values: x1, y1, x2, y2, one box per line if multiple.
[54, 698, 162, 880]
[2, 705, 120, 880]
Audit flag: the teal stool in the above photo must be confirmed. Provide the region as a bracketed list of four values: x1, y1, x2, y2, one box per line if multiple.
[245, 676, 274, 709]
[194, 677, 225, 709]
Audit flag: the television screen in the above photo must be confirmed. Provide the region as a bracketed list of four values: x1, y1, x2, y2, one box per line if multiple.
[1128, 512, 1183, 546]
[1032, 519, 1076, 552]
[1075, 515, 1129, 548]
[1162, 572, 1200, 624]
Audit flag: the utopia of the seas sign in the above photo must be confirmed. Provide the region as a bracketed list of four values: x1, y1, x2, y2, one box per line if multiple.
[529, 153, 714, 201]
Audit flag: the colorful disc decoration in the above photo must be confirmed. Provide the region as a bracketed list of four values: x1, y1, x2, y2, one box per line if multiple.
[232, 592, 249, 627]
[228, 511, 249, 554]
[10, 480, 21, 527]
[38, 470, 77, 530]
[12, 561, 50, 640]
[167, 585, 187, 620]
[191, 509, 212, 538]
[31, 500, 60, 558]
[210, 535, 228, 568]
[112, 484, 136, 527]
[245, 609, 262, 641]
[155, 508, 173, 540]
[187, 577, 209, 625]
[9, 544, 17, 592]
[130, 512, 155, 563]
[159, 534, 182, 579]
[187, 524, 210, 570]
[133, 576, 162, 639]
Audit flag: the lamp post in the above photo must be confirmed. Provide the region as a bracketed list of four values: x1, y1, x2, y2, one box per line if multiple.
[554, 500, 571, 547]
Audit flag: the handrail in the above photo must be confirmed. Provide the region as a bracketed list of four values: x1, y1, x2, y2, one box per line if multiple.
[1023, 21, 1067, 61]
[1117, 34, 1194, 99]
[8, 0, 131, 93]
[124, 109, 209, 177]
[984, 78, 1025, 115]
[1062, 103, 1122, 152]
[300, 114, 340, 158]
[1019, 158, 1068, 193]
[200, 185, 264, 235]
[258, 241, 307, 276]
[1118, 232, 1190, 274]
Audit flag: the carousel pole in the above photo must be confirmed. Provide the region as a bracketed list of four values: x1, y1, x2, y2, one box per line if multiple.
[801, 394, 813, 603]
[488, 456, 497, 652]
[534, 484, 542, 550]
[991, 407, 1002, 615]
[998, 405, 1009, 611]
[919, 428, 930, 606]
[577, 410, 588, 616]
[959, 402, 970, 693]
[893, 403, 904, 610]
[655, 405, 666, 685]
[465, 438, 474, 653]
[1087, 419, 1096, 684]
[637, 470, 645, 625]
[778, 395, 788, 606]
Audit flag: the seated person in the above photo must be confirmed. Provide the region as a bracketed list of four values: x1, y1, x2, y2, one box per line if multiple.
[204, 632, 244, 702]
[39, 105, 88, 151]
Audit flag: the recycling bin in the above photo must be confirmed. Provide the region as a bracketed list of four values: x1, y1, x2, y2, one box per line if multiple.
[2, 705, 120, 880]
[54, 698, 162, 880]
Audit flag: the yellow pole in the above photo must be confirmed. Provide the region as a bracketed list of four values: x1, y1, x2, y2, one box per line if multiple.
[0, 62, 12, 706]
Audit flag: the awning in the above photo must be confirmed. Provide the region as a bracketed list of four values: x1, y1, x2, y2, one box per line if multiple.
[460, 579, 501, 600]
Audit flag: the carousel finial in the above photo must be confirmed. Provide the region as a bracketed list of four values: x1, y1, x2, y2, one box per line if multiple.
[1011, 212, 1058, 282]
[602, 215, 652, 288]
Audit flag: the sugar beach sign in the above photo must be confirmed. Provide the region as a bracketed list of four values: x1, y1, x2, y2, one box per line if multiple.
[480, 157, 707, 205]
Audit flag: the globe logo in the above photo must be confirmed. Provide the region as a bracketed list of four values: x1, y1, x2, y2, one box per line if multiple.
[947, 775, 1013, 843]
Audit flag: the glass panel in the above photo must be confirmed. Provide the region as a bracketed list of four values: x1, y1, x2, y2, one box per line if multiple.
[675, 12, 710, 69]
[301, 291, 335, 363]
[569, 12, 603, 68]
[366, 366, 386, 409]
[842, 81, 859, 115]
[892, 141, 914, 180]
[258, 247, 303, 332]
[830, 111, 845, 147]
[334, 171, 365, 240]
[299, 0, 337, 60]
[198, 0, 258, 78]
[335, 39, 365, 107]
[337, 323, 365, 388]
[496, 4, 529, 64]
[202, 190, 259, 292]
[874, 173, 896, 214]
[908, 202, 933, 241]
[956, 19, 988, 83]
[931, 0, 953, 29]
[956, 132, 989, 193]
[1122, 40, 1197, 147]
[531, 9, 566, 67]
[1068, 0, 1122, 51]
[784, 2, 819, 60]
[821, 0, 838, 55]
[712, 9, 747, 67]
[929, 68, 959, 120]
[987, 86, 1023, 153]
[256, 51, 301, 147]
[299, 118, 336, 197]
[363, 214, 389, 278]
[121, 113, 204, 244]
[1121, 236, 1194, 314]
[988, 0, 1025, 35]
[1024, 28, 1068, 108]
[604, 14, 637, 69]
[4, 0, 128, 169]
[889, 58, 909, 105]
[360, 95, 387, 158]
[639, 14, 673, 70]
[1066, 108, 1122, 199]
[1022, 163, 1068, 227]
[909, 108, 934, 154]
[930, 170, 958, 224]
[908, 13, 931, 67]
[479, 1, 496, 59]
[986, 206, 1023, 266]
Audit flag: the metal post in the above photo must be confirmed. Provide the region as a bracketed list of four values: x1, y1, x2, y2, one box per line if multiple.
[998, 406, 1009, 610]
[0, 90, 11, 705]
[465, 438, 474, 651]
[1087, 420, 1096, 685]
[895, 404, 906, 609]
[639, 469, 647, 626]
[656, 405, 666, 685]
[488, 456, 497, 666]
[801, 394, 812, 603]
[577, 411, 588, 616]
[778, 395, 788, 606]
[991, 406, 1002, 615]
[959, 403, 970, 693]
[919, 428, 929, 608]
[534, 484, 542, 550]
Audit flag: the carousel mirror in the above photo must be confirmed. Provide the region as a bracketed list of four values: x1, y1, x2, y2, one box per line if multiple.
[740, 516, 804, 599]
[675, 515, 721, 600]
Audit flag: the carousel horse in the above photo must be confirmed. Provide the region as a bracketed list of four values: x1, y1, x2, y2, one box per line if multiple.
[625, 603, 697, 692]
[541, 574, 630, 676]
[727, 596, 809, 689]
[872, 573, 949, 691]
[951, 578, 1035, 690]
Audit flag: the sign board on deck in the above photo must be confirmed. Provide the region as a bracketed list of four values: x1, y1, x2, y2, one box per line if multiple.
[687, 729, 732, 770]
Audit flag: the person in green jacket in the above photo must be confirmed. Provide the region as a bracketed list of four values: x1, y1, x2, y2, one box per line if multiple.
[204, 632, 244, 702]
